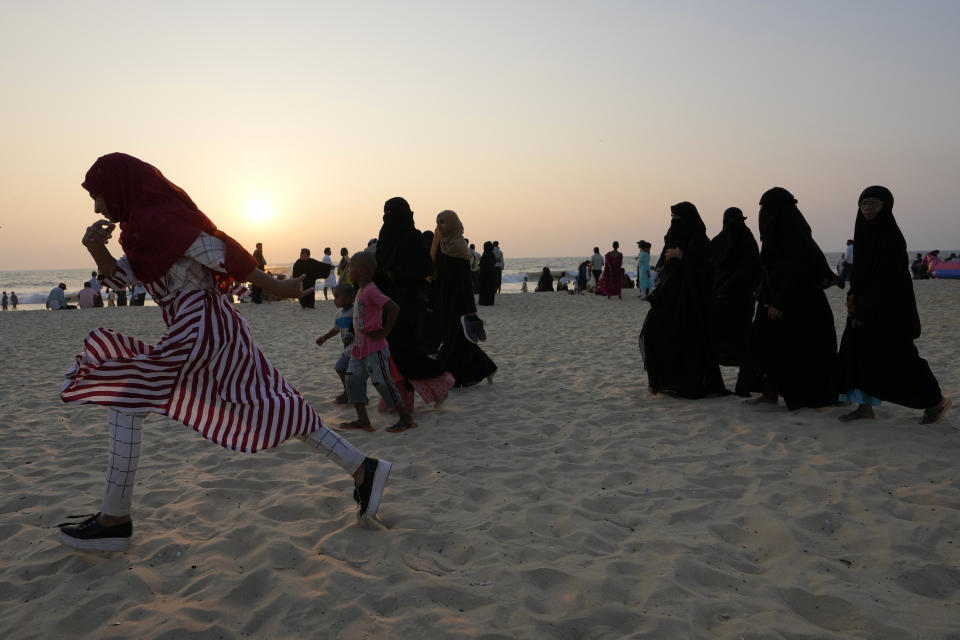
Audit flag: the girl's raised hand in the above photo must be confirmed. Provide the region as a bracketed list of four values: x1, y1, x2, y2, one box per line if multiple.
[82, 219, 115, 248]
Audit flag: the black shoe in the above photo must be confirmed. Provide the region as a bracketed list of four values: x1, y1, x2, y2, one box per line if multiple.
[57, 513, 132, 551]
[353, 458, 392, 520]
[460, 314, 486, 343]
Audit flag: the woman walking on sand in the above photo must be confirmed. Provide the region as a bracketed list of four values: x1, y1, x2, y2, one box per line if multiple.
[597, 241, 623, 298]
[835, 186, 951, 424]
[640, 202, 725, 398]
[57, 153, 391, 551]
[373, 197, 454, 408]
[735, 187, 839, 409]
[431, 210, 497, 387]
[710, 207, 761, 366]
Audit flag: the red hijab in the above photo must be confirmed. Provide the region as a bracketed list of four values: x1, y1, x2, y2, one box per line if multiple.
[81, 153, 256, 286]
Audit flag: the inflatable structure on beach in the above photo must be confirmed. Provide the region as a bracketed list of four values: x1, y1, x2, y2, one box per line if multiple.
[924, 253, 960, 280]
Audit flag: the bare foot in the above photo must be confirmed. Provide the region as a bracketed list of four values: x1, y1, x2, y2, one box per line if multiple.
[921, 397, 952, 424]
[744, 395, 777, 406]
[337, 420, 374, 432]
[839, 405, 875, 422]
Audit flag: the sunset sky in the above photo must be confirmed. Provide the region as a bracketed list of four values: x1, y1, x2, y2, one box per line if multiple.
[2, 0, 958, 270]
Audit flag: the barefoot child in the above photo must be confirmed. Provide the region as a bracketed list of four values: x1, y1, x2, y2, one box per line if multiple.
[339, 252, 417, 433]
[58, 153, 391, 551]
[316, 283, 356, 404]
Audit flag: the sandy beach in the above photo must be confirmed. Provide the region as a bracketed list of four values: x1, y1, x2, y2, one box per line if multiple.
[1, 283, 958, 639]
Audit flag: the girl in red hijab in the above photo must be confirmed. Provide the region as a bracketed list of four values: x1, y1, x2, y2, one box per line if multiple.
[58, 153, 391, 551]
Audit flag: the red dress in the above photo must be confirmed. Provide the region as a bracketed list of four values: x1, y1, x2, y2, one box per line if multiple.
[61, 244, 327, 453]
[597, 250, 623, 296]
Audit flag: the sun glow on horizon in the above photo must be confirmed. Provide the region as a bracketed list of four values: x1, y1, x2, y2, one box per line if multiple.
[245, 197, 275, 225]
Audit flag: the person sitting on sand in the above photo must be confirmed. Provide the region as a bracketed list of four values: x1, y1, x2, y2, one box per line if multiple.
[535, 267, 554, 292]
[46, 283, 74, 310]
[57, 153, 391, 552]
[316, 283, 357, 404]
[77, 281, 97, 308]
[338, 251, 417, 433]
[835, 186, 951, 424]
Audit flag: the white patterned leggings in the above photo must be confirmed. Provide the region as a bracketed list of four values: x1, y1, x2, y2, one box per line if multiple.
[101, 409, 366, 517]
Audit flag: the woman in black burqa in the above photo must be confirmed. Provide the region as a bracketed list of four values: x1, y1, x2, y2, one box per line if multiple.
[835, 186, 951, 423]
[374, 197, 454, 406]
[639, 202, 726, 398]
[735, 187, 838, 409]
[477, 241, 497, 306]
[432, 210, 497, 387]
[710, 207, 761, 366]
[535, 267, 554, 292]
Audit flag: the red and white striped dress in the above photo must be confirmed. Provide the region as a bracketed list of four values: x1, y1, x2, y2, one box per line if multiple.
[61, 233, 325, 453]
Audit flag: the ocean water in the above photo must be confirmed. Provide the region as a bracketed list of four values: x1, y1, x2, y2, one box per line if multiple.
[0, 251, 944, 311]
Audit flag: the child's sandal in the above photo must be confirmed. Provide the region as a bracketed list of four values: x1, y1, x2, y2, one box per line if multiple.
[386, 421, 418, 433]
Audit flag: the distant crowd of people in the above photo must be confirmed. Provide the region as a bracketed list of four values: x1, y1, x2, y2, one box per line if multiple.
[42, 271, 146, 310]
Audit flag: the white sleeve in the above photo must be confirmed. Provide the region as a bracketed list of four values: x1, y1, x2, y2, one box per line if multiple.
[100, 256, 139, 289]
[183, 232, 228, 273]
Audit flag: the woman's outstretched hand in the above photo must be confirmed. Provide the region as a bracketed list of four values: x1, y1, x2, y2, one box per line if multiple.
[82, 219, 115, 249]
[276, 274, 311, 300]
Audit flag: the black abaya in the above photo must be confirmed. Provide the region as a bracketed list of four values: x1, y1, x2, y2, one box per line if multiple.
[292, 257, 332, 308]
[710, 208, 761, 365]
[735, 187, 838, 409]
[478, 247, 497, 306]
[640, 202, 726, 398]
[835, 186, 942, 409]
[374, 198, 447, 380]
[435, 252, 497, 386]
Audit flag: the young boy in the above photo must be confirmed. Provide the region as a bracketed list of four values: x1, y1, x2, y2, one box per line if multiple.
[316, 283, 356, 404]
[57, 153, 391, 552]
[339, 251, 417, 433]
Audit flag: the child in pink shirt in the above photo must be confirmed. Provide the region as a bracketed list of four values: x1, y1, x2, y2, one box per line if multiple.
[340, 252, 417, 433]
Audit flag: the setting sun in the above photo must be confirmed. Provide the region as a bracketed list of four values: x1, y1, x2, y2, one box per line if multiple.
[245, 197, 275, 225]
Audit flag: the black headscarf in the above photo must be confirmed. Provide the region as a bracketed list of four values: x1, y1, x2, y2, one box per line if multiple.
[710, 207, 760, 298]
[376, 197, 416, 272]
[850, 185, 920, 337]
[664, 201, 707, 252]
[536, 267, 554, 292]
[852, 186, 901, 287]
[757, 187, 839, 304]
[375, 196, 433, 289]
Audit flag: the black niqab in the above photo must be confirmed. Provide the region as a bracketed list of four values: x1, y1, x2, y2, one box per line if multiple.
[709, 207, 761, 365]
[735, 188, 837, 408]
[373, 196, 445, 380]
[640, 202, 725, 398]
[849, 186, 919, 338]
[835, 186, 942, 409]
